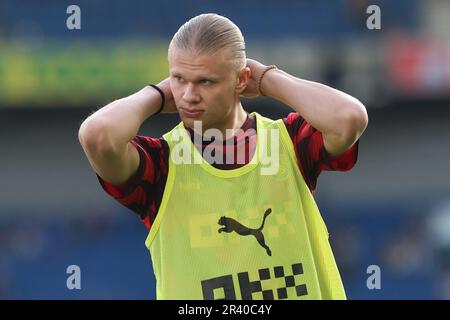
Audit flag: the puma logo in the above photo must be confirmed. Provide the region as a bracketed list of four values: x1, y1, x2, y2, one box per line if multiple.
[218, 208, 273, 256]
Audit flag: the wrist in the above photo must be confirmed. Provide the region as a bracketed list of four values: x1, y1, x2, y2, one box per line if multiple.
[259, 67, 281, 97]
[147, 84, 165, 115]
[140, 85, 165, 117]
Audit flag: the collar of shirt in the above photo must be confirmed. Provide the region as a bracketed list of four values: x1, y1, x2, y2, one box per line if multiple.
[185, 112, 257, 165]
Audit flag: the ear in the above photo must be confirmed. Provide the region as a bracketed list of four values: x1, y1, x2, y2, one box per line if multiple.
[235, 67, 251, 94]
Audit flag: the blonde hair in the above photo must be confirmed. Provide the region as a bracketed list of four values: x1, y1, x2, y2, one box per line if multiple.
[169, 13, 246, 71]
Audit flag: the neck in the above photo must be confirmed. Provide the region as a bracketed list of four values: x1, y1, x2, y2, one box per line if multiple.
[221, 103, 248, 139]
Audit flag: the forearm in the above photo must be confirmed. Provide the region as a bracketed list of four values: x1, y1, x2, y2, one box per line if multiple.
[262, 68, 367, 141]
[80, 86, 161, 149]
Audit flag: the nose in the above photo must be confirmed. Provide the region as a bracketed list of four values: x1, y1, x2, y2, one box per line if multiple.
[182, 83, 201, 103]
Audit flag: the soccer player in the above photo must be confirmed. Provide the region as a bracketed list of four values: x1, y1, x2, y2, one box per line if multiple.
[79, 13, 368, 300]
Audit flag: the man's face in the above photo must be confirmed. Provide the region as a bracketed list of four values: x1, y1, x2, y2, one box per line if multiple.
[168, 47, 243, 132]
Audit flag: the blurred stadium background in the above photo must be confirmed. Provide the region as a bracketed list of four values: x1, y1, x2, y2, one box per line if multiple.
[1, 0, 450, 299]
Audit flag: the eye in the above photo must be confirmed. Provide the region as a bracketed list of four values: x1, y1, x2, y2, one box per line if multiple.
[199, 79, 212, 85]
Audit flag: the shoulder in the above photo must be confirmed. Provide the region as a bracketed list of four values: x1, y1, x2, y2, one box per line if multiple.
[281, 112, 358, 193]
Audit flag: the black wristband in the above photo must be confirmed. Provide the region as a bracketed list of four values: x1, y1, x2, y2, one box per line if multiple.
[148, 84, 165, 115]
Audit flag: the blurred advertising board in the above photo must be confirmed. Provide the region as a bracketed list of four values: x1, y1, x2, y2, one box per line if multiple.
[387, 37, 450, 97]
[0, 40, 168, 107]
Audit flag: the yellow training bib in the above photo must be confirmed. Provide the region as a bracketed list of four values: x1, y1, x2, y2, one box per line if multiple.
[145, 112, 346, 300]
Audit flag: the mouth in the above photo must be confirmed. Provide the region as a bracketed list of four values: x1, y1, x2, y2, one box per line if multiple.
[179, 107, 204, 118]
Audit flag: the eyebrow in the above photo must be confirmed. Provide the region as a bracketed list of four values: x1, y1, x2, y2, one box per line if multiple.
[171, 72, 220, 82]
